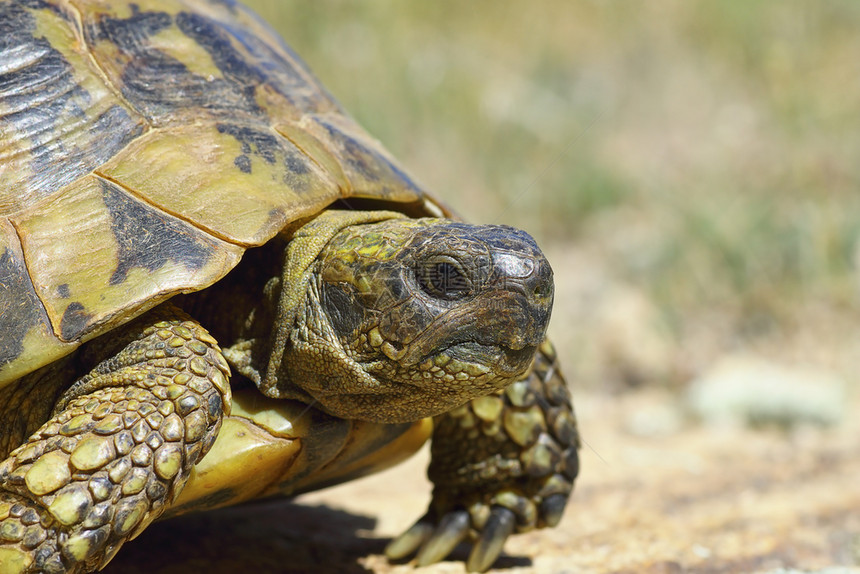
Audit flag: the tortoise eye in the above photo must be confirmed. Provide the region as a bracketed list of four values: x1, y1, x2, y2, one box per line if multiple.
[417, 259, 472, 300]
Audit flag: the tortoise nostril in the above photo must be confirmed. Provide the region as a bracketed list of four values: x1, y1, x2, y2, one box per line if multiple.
[534, 276, 553, 298]
[524, 262, 553, 300]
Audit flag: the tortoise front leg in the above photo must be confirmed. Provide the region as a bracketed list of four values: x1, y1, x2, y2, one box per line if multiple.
[386, 340, 580, 572]
[0, 306, 230, 574]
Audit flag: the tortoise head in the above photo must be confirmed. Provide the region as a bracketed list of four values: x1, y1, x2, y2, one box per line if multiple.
[273, 211, 553, 423]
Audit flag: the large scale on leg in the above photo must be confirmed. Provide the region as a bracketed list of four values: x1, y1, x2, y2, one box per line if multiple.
[0, 0, 580, 572]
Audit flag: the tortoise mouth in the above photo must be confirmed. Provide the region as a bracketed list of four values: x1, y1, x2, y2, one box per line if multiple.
[393, 291, 548, 371]
[436, 340, 537, 377]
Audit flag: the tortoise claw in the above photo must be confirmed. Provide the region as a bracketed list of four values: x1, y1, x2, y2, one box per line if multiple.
[384, 518, 434, 560]
[540, 493, 568, 527]
[467, 507, 516, 573]
[415, 509, 470, 566]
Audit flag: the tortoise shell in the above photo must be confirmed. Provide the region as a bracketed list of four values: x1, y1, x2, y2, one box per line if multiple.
[0, 0, 447, 387]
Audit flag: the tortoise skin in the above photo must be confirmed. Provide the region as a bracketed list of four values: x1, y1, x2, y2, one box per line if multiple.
[0, 0, 429, 385]
[0, 1, 580, 572]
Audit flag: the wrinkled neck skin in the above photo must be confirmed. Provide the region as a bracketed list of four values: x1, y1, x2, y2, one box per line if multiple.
[223, 210, 402, 407]
[226, 209, 553, 424]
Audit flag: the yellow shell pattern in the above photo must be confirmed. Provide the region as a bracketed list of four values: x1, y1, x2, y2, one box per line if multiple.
[0, 0, 435, 387]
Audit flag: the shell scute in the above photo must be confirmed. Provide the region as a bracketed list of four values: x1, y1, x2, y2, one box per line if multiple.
[301, 113, 425, 203]
[75, 0, 337, 126]
[97, 121, 342, 246]
[11, 176, 243, 343]
[0, 0, 144, 214]
[0, 219, 72, 383]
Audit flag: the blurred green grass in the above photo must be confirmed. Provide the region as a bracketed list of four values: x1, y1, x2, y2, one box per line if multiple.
[244, 1, 860, 386]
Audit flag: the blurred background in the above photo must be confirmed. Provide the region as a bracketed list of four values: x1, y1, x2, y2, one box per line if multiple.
[108, 2, 860, 572]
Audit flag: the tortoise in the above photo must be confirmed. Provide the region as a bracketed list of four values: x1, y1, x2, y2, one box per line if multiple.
[0, 0, 580, 572]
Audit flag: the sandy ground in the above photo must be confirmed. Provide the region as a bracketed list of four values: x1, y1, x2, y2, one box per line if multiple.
[102, 385, 860, 574]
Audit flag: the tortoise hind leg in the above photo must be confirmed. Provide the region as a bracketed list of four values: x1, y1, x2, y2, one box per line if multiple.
[0, 306, 231, 574]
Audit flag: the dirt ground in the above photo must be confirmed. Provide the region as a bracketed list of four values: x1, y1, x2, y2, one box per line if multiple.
[102, 383, 860, 574]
